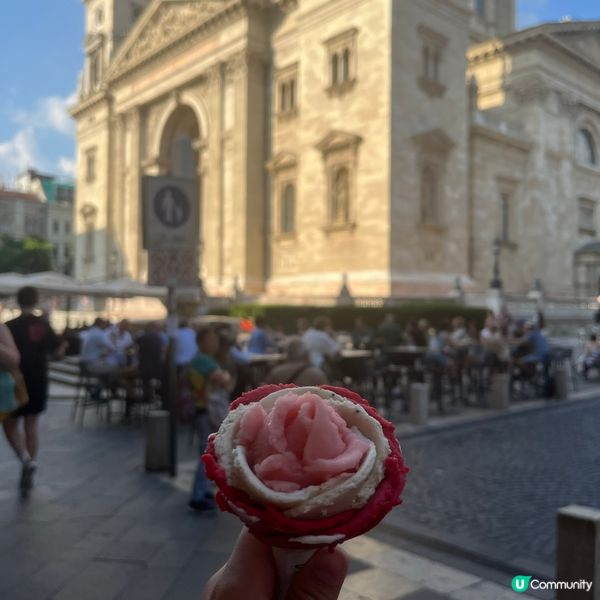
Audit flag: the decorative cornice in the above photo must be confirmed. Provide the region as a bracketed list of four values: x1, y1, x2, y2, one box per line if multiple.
[417, 24, 449, 49]
[266, 151, 297, 171]
[316, 130, 362, 154]
[106, 0, 246, 84]
[470, 123, 532, 152]
[468, 28, 600, 78]
[80, 203, 98, 221]
[412, 128, 455, 155]
[69, 90, 110, 119]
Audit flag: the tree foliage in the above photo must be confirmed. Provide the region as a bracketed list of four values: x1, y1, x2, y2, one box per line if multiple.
[0, 236, 52, 274]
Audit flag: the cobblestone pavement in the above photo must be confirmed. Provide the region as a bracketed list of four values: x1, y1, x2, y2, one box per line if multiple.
[0, 396, 543, 600]
[389, 397, 600, 571]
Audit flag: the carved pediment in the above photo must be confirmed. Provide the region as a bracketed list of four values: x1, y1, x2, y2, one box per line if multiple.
[552, 28, 600, 68]
[315, 130, 362, 154]
[412, 128, 454, 155]
[266, 151, 297, 171]
[80, 203, 98, 224]
[107, 0, 234, 81]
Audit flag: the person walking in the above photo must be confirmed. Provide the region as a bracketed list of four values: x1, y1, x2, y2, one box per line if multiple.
[3, 287, 64, 491]
[0, 322, 21, 425]
[187, 327, 231, 512]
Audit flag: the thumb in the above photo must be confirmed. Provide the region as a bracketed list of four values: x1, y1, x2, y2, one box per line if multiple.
[286, 548, 347, 600]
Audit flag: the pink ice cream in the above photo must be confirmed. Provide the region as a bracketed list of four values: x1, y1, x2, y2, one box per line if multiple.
[236, 391, 370, 493]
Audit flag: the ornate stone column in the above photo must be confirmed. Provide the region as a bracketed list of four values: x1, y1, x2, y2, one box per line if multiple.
[126, 106, 142, 279]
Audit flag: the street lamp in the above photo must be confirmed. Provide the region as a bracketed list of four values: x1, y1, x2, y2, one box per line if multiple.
[489, 237, 502, 290]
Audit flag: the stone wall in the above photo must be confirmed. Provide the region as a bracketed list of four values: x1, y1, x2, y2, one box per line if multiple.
[390, 0, 471, 296]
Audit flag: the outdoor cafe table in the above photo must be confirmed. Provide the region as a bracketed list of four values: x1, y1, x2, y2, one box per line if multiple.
[383, 346, 428, 404]
[386, 346, 427, 367]
[336, 349, 374, 399]
[247, 352, 285, 386]
[247, 353, 285, 365]
[340, 349, 373, 359]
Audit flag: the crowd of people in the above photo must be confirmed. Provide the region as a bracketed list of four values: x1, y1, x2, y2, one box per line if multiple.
[0, 285, 558, 505]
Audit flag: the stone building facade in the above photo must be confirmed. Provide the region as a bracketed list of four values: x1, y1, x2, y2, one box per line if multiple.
[16, 170, 76, 275]
[71, 0, 600, 301]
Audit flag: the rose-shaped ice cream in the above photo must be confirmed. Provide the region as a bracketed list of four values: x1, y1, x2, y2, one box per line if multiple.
[203, 385, 408, 549]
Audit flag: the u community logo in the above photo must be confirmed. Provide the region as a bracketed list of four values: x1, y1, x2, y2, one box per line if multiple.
[511, 575, 593, 594]
[512, 576, 532, 593]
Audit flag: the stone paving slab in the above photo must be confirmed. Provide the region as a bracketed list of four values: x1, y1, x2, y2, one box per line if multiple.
[389, 396, 600, 573]
[0, 400, 546, 599]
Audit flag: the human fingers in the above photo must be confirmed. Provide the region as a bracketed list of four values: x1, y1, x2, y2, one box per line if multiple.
[286, 547, 347, 600]
[203, 528, 276, 600]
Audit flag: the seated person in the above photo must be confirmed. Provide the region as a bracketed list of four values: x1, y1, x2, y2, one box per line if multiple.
[480, 316, 510, 371]
[265, 339, 328, 386]
[247, 316, 274, 354]
[374, 313, 405, 349]
[302, 316, 340, 369]
[80, 318, 117, 376]
[519, 321, 550, 366]
[581, 334, 600, 378]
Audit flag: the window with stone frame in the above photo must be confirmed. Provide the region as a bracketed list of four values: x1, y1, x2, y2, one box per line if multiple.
[280, 182, 296, 234]
[420, 165, 438, 225]
[90, 49, 102, 90]
[325, 28, 358, 95]
[80, 204, 97, 264]
[276, 63, 299, 119]
[499, 192, 511, 242]
[95, 6, 104, 26]
[579, 198, 596, 236]
[576, 128, 597, 167]
[267, 152, 298, 239]
[85, 148, 97, 183]
[417, 25, 447, 98]
[574, 257, 600, 297]
[316, 130, 362, 230]
[413, 128, 453, 228]
[330, 166, 350, 226]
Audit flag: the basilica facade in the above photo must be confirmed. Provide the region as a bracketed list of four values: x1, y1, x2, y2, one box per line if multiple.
[71, 0, 600, 302]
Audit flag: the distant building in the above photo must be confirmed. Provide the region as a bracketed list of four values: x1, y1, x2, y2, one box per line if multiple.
[16, 170, 75, 275]
[0, 189, 47, 241]
[70, 0, 600, 301]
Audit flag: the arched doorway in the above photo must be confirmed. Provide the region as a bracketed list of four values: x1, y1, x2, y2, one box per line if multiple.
[156, 104, 203, 289]
[159, 104, 200, 178]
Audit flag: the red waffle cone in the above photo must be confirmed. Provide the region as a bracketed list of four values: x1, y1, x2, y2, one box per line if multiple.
[202, 384, 409, 549]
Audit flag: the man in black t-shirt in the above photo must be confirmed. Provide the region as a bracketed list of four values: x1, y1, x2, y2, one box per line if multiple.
[2, 287, 63, 492]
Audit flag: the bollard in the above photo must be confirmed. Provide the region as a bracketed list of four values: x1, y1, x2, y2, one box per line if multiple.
[409, 383, 429, 425]
[556, 505, 600, 599]
[554, 365, 569, 400]
[490, 373, 510, 410]
[145, 410, 171, 472]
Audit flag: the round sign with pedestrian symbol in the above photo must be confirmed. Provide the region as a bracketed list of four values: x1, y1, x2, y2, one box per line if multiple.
[153, 186, 190, 228]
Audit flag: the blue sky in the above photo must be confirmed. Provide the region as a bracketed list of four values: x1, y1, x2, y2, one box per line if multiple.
[0, 0, 599, 185]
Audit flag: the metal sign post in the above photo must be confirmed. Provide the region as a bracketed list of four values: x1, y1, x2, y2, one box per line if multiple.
[166, 285, 178, 477]
[142, 176, 199, 478]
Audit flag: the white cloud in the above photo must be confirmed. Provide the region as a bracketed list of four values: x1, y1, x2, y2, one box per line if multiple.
[12, 91, 77, 136]
[58, 156, 76, 177]
[0, 128, 37, 184]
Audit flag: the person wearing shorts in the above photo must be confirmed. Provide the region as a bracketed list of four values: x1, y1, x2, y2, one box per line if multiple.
[3, 287, 64, 492]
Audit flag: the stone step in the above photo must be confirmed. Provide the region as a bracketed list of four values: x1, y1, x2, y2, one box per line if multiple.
[49, 371, 79, 387]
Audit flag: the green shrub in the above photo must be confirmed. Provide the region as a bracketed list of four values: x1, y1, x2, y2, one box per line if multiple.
[215, 302, 487, 334]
